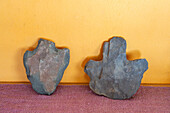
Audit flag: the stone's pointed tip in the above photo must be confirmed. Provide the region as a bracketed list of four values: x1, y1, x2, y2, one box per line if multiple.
[84, 60, 92, 73]
[111, 36, 125, 40]
[39, 38, 44, 40]
[84, 64, 89, 73]
[142, 58, 148, 64]
[39, 38, 50, 41]
[38, 38, 45, 43]
[143, 58, 148, 64]
[141, 58, 149, 70]
[38, 38, 54, 44]
[110, 37, 126, 44]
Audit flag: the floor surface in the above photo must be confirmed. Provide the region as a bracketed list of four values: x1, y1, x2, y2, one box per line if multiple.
[0, 84, 170, 113]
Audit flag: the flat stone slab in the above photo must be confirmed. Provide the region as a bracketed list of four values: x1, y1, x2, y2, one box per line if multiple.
[84, 37, 148, 99]
[23, 39, 70, 95]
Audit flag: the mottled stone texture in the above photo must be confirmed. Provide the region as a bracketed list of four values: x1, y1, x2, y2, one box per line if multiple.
[84, 37, 148, 99]
[23, 39, 70, 95]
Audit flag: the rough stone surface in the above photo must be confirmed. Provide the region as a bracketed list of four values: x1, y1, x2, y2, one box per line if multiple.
[23, 39, 70, 95]
[84, 37, 148, 99]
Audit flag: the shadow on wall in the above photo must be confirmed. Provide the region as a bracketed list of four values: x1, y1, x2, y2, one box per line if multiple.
[81, 36, 142, 82]
[126, 50, 141, 61]
[16, 37, 70, 82]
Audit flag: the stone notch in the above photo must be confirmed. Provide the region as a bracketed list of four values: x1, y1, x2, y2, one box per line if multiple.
[23, 39, 70, 95]
[84, 37, 148, 99]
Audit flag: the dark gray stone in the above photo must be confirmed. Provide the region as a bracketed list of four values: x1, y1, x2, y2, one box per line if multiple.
[84, 37, 148, 99]
[23, 39, 70, 95]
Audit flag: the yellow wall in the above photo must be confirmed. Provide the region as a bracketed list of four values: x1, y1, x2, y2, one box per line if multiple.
[0, 0, 169, 84]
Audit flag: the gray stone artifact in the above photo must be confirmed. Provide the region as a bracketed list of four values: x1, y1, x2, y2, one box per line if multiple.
[84, 37, 148, 99]
[23, 39, 70, 95]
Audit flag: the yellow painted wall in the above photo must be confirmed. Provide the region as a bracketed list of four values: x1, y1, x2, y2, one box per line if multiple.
[0, 0, 169, 84]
